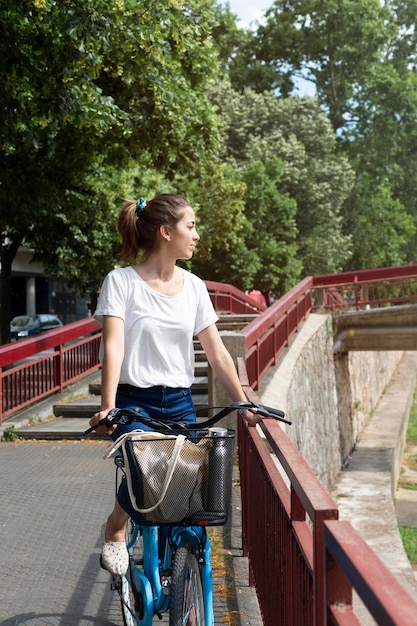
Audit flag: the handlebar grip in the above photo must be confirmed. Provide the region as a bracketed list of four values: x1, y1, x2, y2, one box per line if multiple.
[262, 405, 286, 418]
[250, 403, 291, 425]
[83, 416, 110, 436]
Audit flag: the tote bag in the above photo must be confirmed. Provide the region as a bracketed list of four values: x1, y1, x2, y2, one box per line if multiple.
[104, 431, 209, 523]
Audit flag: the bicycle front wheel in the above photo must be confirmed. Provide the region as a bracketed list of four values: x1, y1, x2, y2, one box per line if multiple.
[170, 540, 205, 626]
[120, 574, 138, 626]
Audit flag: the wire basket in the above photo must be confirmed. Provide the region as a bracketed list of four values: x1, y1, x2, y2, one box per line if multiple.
[124, 429, 235, 526]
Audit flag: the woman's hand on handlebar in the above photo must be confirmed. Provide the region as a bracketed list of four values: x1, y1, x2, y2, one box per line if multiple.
[85, 401, 289, 436]
[240, 408, 262, 427]
[89, 408, 117, 435]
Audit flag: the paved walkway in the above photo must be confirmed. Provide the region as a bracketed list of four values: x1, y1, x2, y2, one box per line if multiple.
[0, 378, 261, 626]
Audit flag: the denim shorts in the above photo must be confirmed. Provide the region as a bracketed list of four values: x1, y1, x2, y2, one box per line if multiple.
[112, 384, 196, 523]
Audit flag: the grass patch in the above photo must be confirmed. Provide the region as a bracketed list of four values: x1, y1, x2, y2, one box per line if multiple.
[406, 387, 417, 445]
[399, 385, 417, 567]
[209, 528, 228, 578]
[407, 454, 417, 472]
[209, 528, 244, 624]
[398, 479, 417, 491]
[209, 528, 234, 600]
[399, 526, 417, 567]
[221, 610, 244, 625]
[1, 425, 19, 441]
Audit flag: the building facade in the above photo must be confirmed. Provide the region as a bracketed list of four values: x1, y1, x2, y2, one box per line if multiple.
[11, 247, 90, 324]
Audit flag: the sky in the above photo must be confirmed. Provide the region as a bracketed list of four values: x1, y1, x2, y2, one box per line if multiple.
[222, 0, 271, 29]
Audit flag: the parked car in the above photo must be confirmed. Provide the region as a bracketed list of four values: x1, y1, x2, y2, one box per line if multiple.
[10, 314, 63, 341]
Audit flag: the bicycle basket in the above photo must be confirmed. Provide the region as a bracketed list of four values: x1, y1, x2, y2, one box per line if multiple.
[104, 429, 235, 525]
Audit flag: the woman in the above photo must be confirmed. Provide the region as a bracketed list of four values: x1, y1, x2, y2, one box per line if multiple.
[89, 193, 260, 576]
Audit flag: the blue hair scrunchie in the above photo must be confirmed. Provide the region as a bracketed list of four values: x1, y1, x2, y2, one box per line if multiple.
[135, 197, 146, 217]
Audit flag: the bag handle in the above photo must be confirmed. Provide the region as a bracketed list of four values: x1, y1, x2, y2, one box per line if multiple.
[102, 430, 144, 459]
[103, 429, 170, 458]
[126, 434, 186, 514]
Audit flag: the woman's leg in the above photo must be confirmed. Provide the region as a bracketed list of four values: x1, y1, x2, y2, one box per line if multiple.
[105, 499, 130, 542]
[100, 499, 130, 576]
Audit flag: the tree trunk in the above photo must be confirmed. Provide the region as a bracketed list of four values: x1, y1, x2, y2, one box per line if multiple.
[89, 289, 98, 315]
[0, 234, 25, 345]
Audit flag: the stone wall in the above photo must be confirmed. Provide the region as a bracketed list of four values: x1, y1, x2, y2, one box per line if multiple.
[335, 348, 404, 465]
[223, 313, 403, 492]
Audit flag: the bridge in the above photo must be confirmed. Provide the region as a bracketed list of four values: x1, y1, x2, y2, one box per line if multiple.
[333, 304, 417, 353]
[1, 263, 417, 624]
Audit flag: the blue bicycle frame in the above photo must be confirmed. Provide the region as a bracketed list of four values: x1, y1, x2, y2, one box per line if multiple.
[126, 523, 214, 626]
[89, 402, 289, 626]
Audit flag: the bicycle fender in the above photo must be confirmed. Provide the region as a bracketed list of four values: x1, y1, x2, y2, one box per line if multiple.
[130, 567, 154, 626]
[170, 525, 203, 549]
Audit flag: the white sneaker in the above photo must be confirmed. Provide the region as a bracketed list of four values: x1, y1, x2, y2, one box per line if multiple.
[100, 523, 129, 576]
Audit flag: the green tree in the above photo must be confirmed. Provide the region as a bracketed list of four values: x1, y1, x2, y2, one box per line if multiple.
[242, 0, 417, 269]
[210, 79, 353, 277]
[251, 0, 391, 127]
[0, 0, 221, 343]
[343, 174, 415, 269]
[210, 3, 277, 94]
[178, 134, 301, 298]
[241, 157, 301, 298]
[178, 161, 258, 289]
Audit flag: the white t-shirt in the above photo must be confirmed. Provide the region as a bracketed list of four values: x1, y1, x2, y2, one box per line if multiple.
[94, 266, 218, 388]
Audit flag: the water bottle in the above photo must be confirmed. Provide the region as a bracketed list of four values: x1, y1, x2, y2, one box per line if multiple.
[207, 427, 230, 512]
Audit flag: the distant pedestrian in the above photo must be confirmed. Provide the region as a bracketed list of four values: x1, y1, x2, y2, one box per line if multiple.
[248, 289, 267, 307]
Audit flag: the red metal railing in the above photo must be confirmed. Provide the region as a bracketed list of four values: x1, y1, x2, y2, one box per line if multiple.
[240, 277, 313, 389]
[311, 263, 417, 311]
[0, 281, 264, 423]
[204, 280, 267, 314]
[2, 264, 417, 622]
[324, 520, 417, 625]
[238, 364, 417, 624]
[0, 318, 101, 422]
[229, 265, 417, 390]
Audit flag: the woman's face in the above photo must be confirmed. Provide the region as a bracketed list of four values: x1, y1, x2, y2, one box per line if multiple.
[170, 206, 200, 260]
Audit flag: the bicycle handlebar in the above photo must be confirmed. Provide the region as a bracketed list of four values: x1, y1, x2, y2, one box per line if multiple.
[83, 401, 291, 435]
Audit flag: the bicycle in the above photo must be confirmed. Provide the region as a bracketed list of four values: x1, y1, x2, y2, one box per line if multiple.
[85, 400, 290, 626]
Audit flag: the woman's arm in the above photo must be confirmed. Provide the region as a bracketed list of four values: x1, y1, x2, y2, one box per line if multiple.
[198, 324, 261, 426]
[89, 315, 125, 434]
